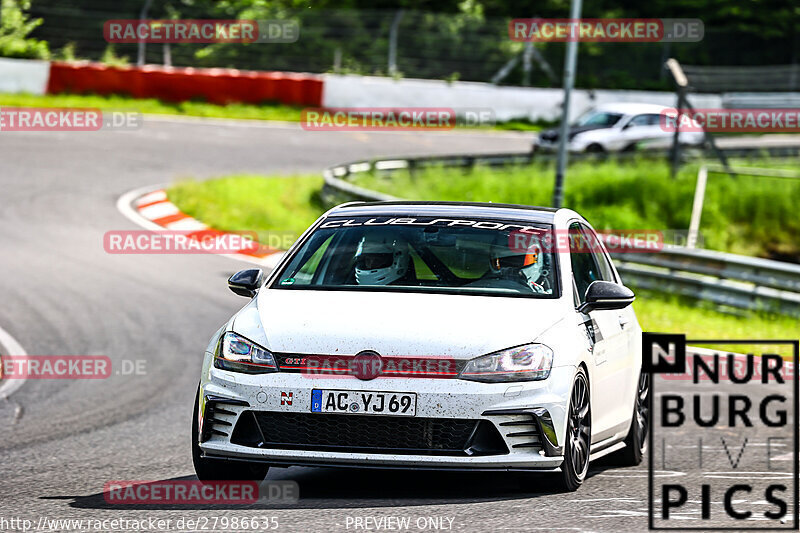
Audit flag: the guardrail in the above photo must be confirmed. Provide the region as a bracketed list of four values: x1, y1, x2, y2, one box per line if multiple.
[321, 151, 800, 317]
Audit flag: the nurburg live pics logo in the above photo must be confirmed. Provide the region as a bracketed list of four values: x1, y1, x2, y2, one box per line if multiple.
[643, 333, 799, 530]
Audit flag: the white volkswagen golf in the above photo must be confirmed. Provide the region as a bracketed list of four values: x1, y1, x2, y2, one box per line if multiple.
[192, 201, 648, 491]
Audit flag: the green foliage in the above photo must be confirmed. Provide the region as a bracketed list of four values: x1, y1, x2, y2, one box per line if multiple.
[100, 45, 130, 67]
[0, 0, 49, 59]
[18, 0, 800, 87]
[55, 41, 77, 61]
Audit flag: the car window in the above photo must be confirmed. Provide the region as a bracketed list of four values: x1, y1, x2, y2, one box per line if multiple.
[272, 216, 560, 298]
[293, 234, 333, 284]
[645, 113, 662, 125]
[575, 110, 623, 127]
[628, 113, 661, 127]
[568, 222, 615, 303]
[579, 224, 616, 282]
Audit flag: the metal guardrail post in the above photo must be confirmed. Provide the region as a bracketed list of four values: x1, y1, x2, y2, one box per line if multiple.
[666, 59, 687, 178]
[388, 10, 405, 77]
[137, 0, 153, 67]
[553, 0, 583, 208]
[687, 165, 707, 249]
[687, 164, 800, 250]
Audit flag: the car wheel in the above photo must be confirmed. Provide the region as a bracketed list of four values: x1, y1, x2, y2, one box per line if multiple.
[192, 385, 269, 482]
[585, 143, 605, 154]
[615, 371, 650, 466]
[557, 367, 591, 492]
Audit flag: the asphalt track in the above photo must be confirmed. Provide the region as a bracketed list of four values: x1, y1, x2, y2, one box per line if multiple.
[0, 118, 795, 532]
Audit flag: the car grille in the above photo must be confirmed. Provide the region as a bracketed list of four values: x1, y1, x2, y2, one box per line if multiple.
[231, 411, 508, 456]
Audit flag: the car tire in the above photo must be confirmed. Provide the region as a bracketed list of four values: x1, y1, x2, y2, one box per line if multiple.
[557, 367, 591, 492]
[585, 143, 605, 154]
[615, 371, 650, 466]
[192, 385, 269, 482]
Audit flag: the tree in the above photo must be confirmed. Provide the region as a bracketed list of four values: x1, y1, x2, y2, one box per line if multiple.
[0, 0, 50, 59]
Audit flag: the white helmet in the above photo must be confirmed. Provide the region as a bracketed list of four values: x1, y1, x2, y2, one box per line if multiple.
[490, 239, 544, 288]
[354, 233, 411, 285]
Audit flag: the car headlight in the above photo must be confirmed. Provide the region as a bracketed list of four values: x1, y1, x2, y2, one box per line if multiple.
[459, 343, 553, 383]
[214, 332, 277, 373]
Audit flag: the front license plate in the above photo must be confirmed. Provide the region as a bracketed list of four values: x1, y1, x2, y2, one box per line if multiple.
[311, 389, 416, 416]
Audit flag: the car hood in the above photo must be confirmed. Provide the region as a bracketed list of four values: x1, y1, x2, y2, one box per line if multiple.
[539, 124, 609, 142]
[234, 288, 569, 359]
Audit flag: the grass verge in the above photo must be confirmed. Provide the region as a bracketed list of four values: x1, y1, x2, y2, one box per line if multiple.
[0, 92, 305, 122]
[167, 174, 800, 344]
[632, 290, 798, 357]
[167, 175, 324, 246]
[0, 92, 546, 131]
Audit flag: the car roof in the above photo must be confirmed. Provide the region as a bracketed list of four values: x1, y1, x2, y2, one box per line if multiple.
[325, 200, 565, 224]
[591, 102, 669, 115]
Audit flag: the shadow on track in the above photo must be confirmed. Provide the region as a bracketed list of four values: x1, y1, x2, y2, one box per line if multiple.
[41, 464, 619, 510]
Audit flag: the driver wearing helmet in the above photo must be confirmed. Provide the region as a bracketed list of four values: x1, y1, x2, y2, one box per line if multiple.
[489, 239, 550, 293]
[354, 232, 413, 285]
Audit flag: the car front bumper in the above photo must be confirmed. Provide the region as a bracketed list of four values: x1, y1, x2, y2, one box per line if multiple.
[197, 360, 575, 470]
[533, 139, 583, 153]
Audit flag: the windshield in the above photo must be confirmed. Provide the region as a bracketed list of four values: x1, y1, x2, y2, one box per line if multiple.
[272, 216, 559, 298]
[574, 110, 623, 127]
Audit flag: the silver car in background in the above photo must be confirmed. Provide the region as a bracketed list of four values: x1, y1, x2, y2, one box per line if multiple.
[534, 102, 705, 153]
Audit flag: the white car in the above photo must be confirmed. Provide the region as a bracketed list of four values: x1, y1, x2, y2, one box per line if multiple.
[534, 102, 705, 153]
[192, 201, 647, 491]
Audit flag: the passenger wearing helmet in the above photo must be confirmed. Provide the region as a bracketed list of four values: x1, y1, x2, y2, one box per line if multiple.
[354, 232, 412, 285]
[488, 239, 549, 293]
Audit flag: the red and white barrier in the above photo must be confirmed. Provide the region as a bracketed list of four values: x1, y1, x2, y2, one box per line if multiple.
[0, 58, 723, 121]
[0, 58, 51, 95]
[46, 61, 323, 106]
[0, 59, 323, 106]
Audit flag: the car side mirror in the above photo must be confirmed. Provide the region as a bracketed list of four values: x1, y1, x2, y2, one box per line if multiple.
[578, 280, 635, 313]
[622, 122, 634, 130]
[228, 268, 263, 298]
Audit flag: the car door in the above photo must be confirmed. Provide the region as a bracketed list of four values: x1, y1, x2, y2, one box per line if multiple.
[582, 224, 639, 430]
[619, 113, 666, 148]
[568, 222, 631, 441]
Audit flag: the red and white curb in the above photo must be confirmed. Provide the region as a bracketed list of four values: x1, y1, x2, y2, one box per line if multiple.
[116, 185, 285, 268]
